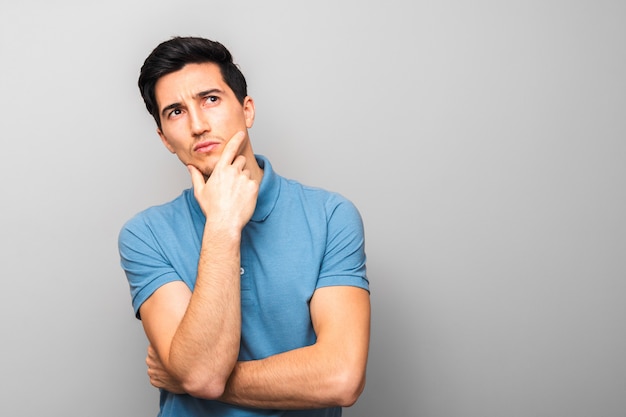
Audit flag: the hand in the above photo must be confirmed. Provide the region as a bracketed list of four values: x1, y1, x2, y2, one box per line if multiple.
[188, 131, 259, 230]
[146, 344, 186, 394]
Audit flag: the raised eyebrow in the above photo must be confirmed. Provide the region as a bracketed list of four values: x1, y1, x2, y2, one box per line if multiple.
[196, 88, 224, 98]
[161, 102, 181, 118]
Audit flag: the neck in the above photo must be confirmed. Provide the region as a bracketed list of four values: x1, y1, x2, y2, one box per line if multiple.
[243, 149, 264, 184]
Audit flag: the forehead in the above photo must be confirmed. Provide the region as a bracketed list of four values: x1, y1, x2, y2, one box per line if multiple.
[154, 62, 229, 105]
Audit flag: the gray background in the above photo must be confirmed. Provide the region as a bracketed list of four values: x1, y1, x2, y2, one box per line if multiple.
[1, 1, 625, 416]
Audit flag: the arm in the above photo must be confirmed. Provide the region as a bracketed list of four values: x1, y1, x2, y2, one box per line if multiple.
[140, 132, 259, 399]
[219, 285, 371, 409]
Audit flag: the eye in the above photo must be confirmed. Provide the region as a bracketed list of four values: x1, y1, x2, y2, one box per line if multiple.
[167, 108, 182, 118]
[204, 95, 219, 105]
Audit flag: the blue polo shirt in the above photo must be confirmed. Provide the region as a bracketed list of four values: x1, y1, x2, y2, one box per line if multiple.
[118, 155, 368, 416]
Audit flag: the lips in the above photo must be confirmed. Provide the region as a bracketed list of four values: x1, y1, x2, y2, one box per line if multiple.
[193, 140, 220, 153]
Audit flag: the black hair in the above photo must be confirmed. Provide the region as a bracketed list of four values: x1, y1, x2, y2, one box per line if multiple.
[138, 36, 248, 129]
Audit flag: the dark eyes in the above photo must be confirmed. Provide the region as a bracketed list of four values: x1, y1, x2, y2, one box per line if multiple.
[166, 96, 219, 119]
[166, 108, 182, 118]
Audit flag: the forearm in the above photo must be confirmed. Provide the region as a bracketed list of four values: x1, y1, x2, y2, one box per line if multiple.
[220, 343, 366, 409]
[220, 286, 370, 409]
[167, 226, 242, 397]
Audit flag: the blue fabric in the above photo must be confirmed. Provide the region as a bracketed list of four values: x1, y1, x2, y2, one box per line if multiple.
[118, 155, 368, 416]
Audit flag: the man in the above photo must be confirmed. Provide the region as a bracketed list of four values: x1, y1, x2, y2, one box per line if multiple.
[118, 36, 370, 416]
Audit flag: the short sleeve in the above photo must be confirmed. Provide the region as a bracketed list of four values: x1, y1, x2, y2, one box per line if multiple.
[118, 215, 183, 319]
[317, 195, 369, 292]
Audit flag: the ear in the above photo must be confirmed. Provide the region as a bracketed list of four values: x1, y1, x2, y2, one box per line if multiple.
[157, 128, 176, 153]
[243, 96, 255, 128]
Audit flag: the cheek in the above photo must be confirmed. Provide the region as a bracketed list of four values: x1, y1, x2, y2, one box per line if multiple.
[217, 106, 247, 127]
[160, 126, 188, 150]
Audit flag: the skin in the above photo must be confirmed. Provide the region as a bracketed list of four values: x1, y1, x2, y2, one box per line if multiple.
[141, 62, 371, 408]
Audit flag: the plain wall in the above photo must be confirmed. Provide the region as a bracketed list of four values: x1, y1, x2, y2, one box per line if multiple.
[1, 1, 625, 416]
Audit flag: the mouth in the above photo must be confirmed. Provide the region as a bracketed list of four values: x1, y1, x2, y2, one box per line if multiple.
[193, 140, 221, 153]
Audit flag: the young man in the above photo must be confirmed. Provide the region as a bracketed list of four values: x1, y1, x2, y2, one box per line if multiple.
[118, 36, 370, 416]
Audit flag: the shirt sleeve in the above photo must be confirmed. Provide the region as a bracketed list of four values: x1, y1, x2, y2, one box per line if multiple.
[118, 214, 183, 319]
[317, 195, 369, 292]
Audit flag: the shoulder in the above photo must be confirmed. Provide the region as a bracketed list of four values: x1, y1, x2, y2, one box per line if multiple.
[259, 155, 364, 228]
[293, 180, 362, 220]
[119, 189, 194, 239]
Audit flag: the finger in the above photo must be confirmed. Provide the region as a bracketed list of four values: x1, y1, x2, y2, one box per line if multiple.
[187, 164, 205, 190]
[216, 131, 246, 168]
[231, 154, 247, 171]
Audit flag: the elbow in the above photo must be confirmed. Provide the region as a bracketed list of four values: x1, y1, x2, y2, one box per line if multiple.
[181, 375, 228, 400]
[338, 376, 366, 407]
[332, 367, 367, 407]
[168, 352, 237, 399]
[174, 364, 232, 400]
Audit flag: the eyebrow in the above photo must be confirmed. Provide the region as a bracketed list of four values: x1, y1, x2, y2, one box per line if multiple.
[160, 88, 225, 118]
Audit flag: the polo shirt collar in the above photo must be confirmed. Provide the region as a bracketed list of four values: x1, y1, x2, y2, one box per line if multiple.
[251, 154, 280, 222]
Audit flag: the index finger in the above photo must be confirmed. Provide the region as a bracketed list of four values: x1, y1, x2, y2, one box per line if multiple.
[216, 131, 246, 168]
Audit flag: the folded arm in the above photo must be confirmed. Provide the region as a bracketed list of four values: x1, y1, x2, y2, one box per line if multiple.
[220, 285, 371, 409]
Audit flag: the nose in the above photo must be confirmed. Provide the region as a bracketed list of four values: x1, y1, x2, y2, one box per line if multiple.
[189, 106, 210, 136]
